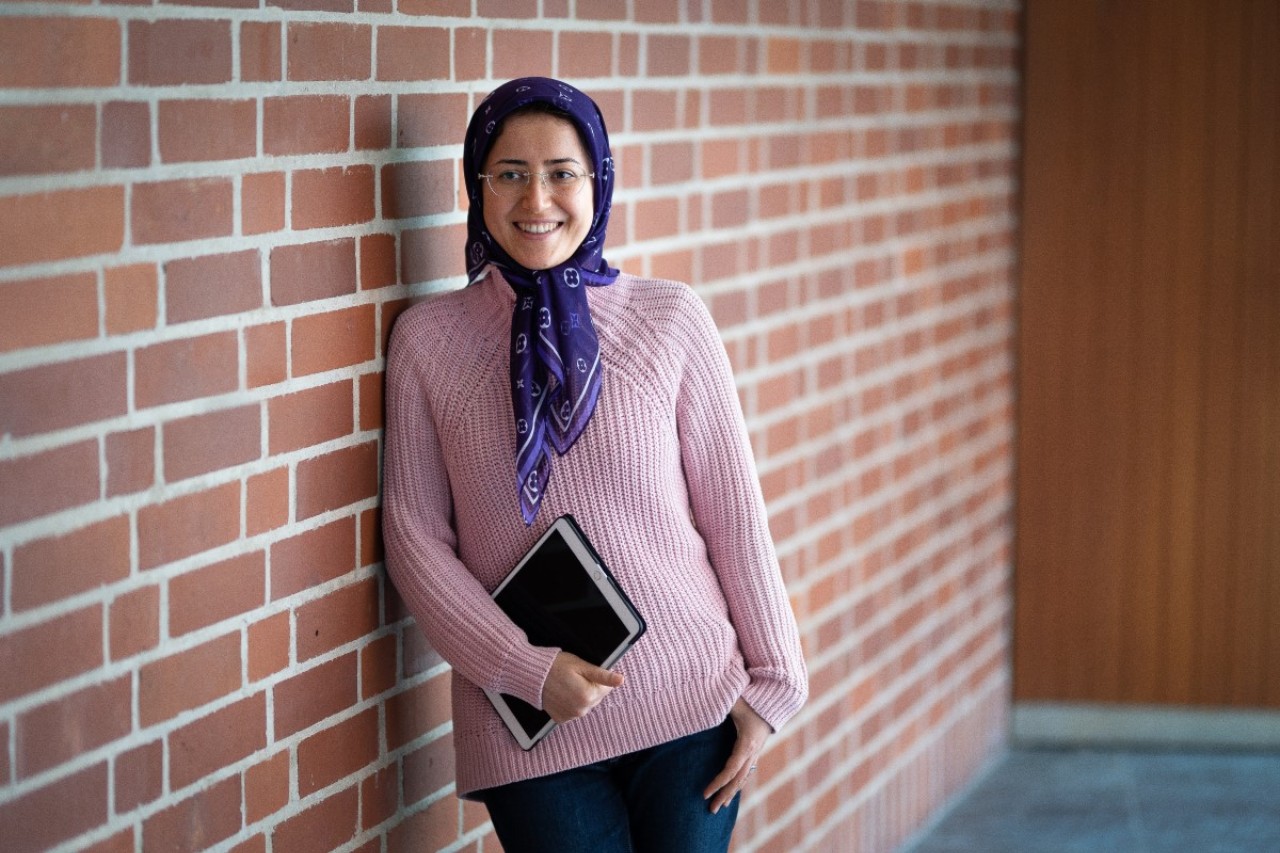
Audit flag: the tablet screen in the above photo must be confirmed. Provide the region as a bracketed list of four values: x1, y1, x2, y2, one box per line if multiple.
[492, 528, 631, 738]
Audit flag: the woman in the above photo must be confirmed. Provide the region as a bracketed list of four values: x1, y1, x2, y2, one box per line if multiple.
[383, 77, 807, 853]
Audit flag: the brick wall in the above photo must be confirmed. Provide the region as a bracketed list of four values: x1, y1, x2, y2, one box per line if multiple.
[0, 1, 1020, 851]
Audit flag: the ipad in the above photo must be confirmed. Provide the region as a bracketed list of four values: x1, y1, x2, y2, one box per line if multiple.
[483, 514, 646, 750]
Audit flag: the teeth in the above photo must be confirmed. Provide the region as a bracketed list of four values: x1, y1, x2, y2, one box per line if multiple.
[518, 223, 559, 234]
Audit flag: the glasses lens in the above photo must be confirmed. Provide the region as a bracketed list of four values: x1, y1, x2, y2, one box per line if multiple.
[485, 172, 590, 198]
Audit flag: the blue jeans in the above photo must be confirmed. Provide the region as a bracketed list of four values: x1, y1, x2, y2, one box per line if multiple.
[476, 718, 740, 853]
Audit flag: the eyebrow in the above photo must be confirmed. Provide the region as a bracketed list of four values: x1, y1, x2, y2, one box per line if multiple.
[493, 157, 584, 167]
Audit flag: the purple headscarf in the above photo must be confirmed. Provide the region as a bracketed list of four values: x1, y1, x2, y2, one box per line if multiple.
[463, 77, 619, 525]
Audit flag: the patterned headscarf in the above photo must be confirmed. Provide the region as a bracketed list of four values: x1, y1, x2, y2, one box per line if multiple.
[463, 77, 619, 525]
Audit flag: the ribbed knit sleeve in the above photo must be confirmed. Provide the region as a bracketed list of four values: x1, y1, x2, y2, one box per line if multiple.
[671, 287, 809, 731]
[382, 305, 559, 710]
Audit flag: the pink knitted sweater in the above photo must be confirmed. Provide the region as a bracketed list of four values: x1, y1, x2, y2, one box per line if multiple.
[382, 270, 808, 797]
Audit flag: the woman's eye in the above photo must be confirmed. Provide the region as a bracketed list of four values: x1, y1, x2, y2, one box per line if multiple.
[497, 171, 528, 184]
[549, 170, 578, 184]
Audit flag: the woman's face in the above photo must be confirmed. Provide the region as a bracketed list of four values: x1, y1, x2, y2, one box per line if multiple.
[481, 112, 594, 272]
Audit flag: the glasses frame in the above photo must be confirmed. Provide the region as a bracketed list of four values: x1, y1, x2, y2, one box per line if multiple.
[477, 169, 596, 199]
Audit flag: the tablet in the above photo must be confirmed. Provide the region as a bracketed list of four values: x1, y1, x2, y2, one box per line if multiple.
[483, 514, 647, 750]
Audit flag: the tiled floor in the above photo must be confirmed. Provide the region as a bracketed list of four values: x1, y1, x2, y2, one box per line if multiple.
[900, 748, 1280, 853]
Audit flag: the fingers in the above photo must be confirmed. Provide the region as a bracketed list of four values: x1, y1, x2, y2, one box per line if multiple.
[583, 663, 625, 688]
[541, 653, 622, 723]
[704, 699, 773, 814]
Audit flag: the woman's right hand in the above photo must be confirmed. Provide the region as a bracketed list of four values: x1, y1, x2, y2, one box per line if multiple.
[541, 651, 623, 723]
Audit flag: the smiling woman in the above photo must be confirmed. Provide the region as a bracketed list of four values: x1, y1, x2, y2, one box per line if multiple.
[381, 77, 808, 853]
[478, 111, 594, 272]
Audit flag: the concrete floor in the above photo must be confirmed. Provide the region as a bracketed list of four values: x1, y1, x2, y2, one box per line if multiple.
[899, 748, 1280, 853]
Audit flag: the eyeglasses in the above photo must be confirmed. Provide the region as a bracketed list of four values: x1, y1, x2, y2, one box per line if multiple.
[478, 169, 595, 199]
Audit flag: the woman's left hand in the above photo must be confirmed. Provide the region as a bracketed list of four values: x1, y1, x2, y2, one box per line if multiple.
[703, 697, 772, 814]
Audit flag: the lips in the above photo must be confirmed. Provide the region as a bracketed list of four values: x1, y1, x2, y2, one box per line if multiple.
[516, 222, 561, 235]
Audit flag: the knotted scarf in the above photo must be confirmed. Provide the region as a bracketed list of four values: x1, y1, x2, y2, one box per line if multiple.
[462, 77, 619, 525]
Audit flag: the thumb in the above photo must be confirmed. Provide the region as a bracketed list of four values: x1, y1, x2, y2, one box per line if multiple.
[582, 664, 624, 688]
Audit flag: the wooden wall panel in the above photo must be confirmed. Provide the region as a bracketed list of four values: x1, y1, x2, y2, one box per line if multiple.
[1015, 0, 1279, 708]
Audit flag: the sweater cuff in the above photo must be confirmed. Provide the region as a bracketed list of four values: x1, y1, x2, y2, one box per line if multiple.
[496, 642, 561, 710]
[740, 675, 808, 733]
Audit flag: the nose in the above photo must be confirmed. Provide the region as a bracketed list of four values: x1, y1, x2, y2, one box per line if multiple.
[520, 174, 552, 209]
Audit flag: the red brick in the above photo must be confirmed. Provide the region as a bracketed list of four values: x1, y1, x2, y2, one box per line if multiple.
[647, 34, 692, 76]
[158, 99, 256, 163]
[403, 734, 453, 804]
[17, 677, 131, 778]
[651, 140, 695, 185]
[273, 652, 357, 739]
[134, 331, 238, 409]
[104, 263, 157, 334]
[269, 239, 357, 306]
[0, 272, 97, 353]
[169, 693, 266, 789]
[131, 178, 233, 245]
[296, 441, 379, 521]
[361, 633, 396, 700]
[493, 29, 553, 78]
[287, 22, 371, 81]
[0, 18, 119, 88]
[271, 786, 358, 853]
[0, 605, 102, 704]
[81, 830, 135, 853]
[381, 160, 454, 219]
[164, 250, 262, 324]
[0, 441, 100, 527]
[101, 100, 151, 168]
[360, 233, 397, 290]
[0, 186, 124, 266]
[136, 482, 240, 570]
[264, 95, 349, 155]
[109, 585, 159, 661]
[268, 380, 354, 454]
[376, 26, 449, 81]
[358, 371, 384, 431]
[243, 171, 285, 235]
[245, 751, 290, 824]
[246, 321, 287, 389]
[272, 0, 353, 10]
[12, 516, 131, 612]
[292, 166, 376, 229]
[246, 466, 289, 537]
[271, 517, 356, 600]
[296, 576, 379, 661]
[292, 304, 376, 376]
[387, 794, 453, 853]
[143, 775, 240, 851]
[162, 404, 260, 482]
[248, 611, 291, 682]
[402, 223, 466, 283]
[298, 707, 378, 796]
[115, 740, 163, 812]
[0, 763, 107, 853]
[401, 621, 443, 678]
[355, 94, 391, 150]
[453, 27, 487, 81]
[101, 429, 151, 498]
[241, 21, 282, 82]
[386, 673, 451, 751]
[139, 632, 241, 725]
[0, 105, 95, 176]
[397, 93, 467, 148]
[700, 35, 742, 75]
[128, 20, 232, 86]
[558, 31, 613, 78]
[361, 763, 398, 831]
[170, 551, 266, 637]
